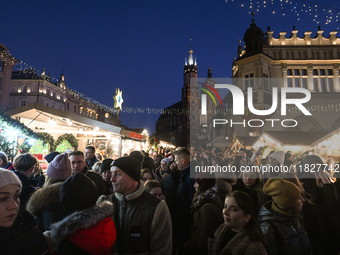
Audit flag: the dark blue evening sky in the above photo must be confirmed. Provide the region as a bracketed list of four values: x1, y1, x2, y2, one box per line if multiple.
[2, 0, 340, 134]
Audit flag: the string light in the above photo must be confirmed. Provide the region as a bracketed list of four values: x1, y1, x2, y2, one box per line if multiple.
[227, 0, 340, 27]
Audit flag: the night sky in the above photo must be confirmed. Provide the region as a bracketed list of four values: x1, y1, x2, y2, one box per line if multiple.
[2, 0, 340, 135]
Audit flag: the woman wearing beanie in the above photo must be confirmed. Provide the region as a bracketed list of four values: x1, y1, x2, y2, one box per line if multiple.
[208, 190, 268, 255]
[185, 172, 223, 255]
[26, 152, 73, 231]
[44, 173, 116, 255]
[258, 177, 312, 255]
[0, 168, 49, 255]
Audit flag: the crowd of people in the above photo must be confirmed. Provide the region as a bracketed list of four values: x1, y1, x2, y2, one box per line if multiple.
[0, 145, 340, 255]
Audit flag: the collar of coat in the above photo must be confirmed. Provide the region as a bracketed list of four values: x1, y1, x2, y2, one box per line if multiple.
[115, 181, 145, 202]
[49, 201, 113, 244]
[212, 224, 258, 255]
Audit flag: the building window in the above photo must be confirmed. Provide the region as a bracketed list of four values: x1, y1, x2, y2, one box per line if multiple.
[0, 77, 2, 90]
[0, 61, 3, 72]
[328, 78, 334, 92]
[313, 78, 319, 92]
[20, 100, 26, 107]
[245, 73, 254, 89]
[23, 85, 27, 93]
[313, 68, 334, 92]
[74, 105, 76, 112]
[302, 78, 307, 89]
[0, 95, 1, 105]
[262, 73, 269, 90]
[46, 102, 49, 107]
[287, 78, 293, 87]
[287, 68, 308, 88]
[67, 102, 69, 109]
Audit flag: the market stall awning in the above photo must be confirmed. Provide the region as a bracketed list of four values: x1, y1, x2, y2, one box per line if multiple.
[6, 103, 121, 135]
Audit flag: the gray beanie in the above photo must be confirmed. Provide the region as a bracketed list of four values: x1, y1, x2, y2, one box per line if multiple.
[0, 168, 22, 189]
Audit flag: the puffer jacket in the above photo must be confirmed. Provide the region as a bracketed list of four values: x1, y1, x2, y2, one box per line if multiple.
[0, 210, 49, 255]
[258, 202, 312, 255]
[26, 182, 67, 231]
[48, 201, 116, 255]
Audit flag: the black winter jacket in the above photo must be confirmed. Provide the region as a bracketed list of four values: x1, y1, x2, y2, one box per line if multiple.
[0, 210, 49, 255]
[258, 203, 312, 255]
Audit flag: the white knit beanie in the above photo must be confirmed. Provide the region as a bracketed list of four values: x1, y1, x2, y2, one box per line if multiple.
[0, 168, 22, 189]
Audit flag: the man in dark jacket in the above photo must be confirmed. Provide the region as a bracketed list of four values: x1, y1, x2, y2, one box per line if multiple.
[85, 145, 99, 170]
[13, 153, 38, 209]
[69, 150, 105, 196]
[98, 155, 172, 255]
[170, 148, 195, 255]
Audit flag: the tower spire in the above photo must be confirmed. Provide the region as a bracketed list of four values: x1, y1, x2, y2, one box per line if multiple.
[188, 38, 194, 65]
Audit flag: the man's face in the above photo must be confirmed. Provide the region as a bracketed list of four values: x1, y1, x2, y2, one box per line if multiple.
[110, 166, 136, 195]
[85, 149, 95, 161]
[175, 155, 185, 171]
[70, 154, 86, 174]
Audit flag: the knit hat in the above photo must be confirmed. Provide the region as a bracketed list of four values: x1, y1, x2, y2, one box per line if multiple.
[59, 173, 98, 215]
[110, 155, 142, 182]
[143, 156, 154, 171]
[44, 151, 60, 163]
[263, 178, 301, 209]
[161, 158, 171, 164]
[269, 151, 285, 166]
[46, 153, 72, 180]
[302, 155, 323, 166]
[194, 172, 216, 191]
[100, 158, 113, 174]
[130, 150, 144, 162]
[0, 168, 22, 190]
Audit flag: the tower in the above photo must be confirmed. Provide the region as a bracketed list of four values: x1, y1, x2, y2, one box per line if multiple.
[182, 40, 199, 147]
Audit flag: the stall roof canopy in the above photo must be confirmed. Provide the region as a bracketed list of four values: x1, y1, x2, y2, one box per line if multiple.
[255, 131, 329, 146]
[236, 136, 259, 147]
[6, 103, 122, 135]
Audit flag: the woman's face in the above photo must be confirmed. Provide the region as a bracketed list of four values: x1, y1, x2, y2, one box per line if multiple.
[223, 196, 250, 232]
[161, 161, 167, 171]
[240, 157, 247, 167]
[194, 182, 200, 194]
[150, 187, 165, 200]
[242, 172, 257, 188]
[102, 170, 112, 182]
[142, 173, 153, 183]
[0, 184, 20, 228]
[292, 196, 305, 212]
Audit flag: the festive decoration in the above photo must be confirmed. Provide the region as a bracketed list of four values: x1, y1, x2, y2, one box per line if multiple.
[38, 133, 55, 152]
[226, 0, 340, 29]
[29, 140, 49, 154]
[114, 88, 124, 110]
[55, 140, 73, 153]
[54, 134, 78, 151]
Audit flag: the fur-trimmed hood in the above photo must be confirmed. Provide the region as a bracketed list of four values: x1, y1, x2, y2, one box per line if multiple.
[208, 224, 267, 255]
[26, 182, 62, 217]
[49, 201, 114, 244]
